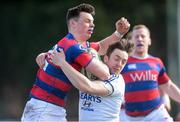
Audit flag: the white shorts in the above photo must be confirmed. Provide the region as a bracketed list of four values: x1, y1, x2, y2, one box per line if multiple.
[21, 98, 67, 122]
[119, 104, 173, 122]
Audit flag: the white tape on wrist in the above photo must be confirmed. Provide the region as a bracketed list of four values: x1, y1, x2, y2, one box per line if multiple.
[114, 31, 123, 38]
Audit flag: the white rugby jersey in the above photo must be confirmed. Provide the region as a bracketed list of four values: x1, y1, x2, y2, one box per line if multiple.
[79, 74, 125, 122]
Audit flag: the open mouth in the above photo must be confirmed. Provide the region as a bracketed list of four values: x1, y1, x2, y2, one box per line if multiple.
[136, 44, 144, 47]
[88, 29, 93, 34]
[113, 67, 120, 71]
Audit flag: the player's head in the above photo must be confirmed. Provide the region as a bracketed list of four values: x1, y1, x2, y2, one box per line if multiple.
[66, 3, 95, 41]
[131, 24, 151, 57]
[104, 39, 134, 74]
[66, 3, 95, 23]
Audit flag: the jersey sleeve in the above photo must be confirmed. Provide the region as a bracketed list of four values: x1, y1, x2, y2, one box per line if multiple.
[157, 58, 170, 85]
[69, 44, 93, 68]
[102, 82, 114, 96]
[90, 42, 100, 52]
[102, 75, 121, 96]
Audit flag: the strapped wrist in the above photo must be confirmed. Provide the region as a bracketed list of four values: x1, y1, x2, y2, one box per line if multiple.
[114, 31, 123, 39]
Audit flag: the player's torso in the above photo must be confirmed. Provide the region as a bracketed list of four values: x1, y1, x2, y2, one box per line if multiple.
[122, 56, 162, 116]
[79, 75, 124, 121]
[30, 33, 95, 106]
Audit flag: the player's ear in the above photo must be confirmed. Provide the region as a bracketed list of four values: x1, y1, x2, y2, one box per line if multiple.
[148, 38, 151, 46]
[69, 19, 77, 28]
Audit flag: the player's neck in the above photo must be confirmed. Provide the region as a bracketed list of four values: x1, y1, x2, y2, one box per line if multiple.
[69, 31, 87, 44]
[133, 52, 149, 59]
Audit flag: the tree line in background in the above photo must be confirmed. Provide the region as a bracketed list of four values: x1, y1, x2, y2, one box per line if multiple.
[0, 0, 172, 120]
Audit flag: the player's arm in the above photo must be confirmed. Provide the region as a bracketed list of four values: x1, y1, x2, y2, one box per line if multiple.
[50, 49, 112, 96]
[159, 80, 180, 103]
[159, 88, 171, 112]
[97, 17, 130, 55]
[35, 51, 110, 80]
[85, 57, 110, 80]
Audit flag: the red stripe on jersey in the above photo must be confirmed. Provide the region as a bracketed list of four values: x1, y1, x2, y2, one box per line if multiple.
[37, 69, 72, 92]
[90, 42, 100, 51]
[75, 53, 93, 67]
[31, 85, 65, 106]
[57, 38, 76, 52]
[128, 56, 161, 64]
[125, 89, 160, 102]
[158, 73, 169, 84]
[71, 63, 82, 72]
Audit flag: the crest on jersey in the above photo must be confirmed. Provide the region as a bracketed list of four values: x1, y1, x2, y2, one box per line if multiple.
[79, 45, 87, 51]
[128, 64, 137, 69]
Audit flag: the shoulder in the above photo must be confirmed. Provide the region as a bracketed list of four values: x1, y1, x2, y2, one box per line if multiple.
[89, 42, 100, 51]
[105, 74, 120, 82]
[147, 55, 165, 66]
[105, 74, 124, 87]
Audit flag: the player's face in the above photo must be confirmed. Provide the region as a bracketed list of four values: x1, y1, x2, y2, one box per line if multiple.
[74, 12, 95, 42]
[132, 28, 151, 56]
[105, 49, 128, 74]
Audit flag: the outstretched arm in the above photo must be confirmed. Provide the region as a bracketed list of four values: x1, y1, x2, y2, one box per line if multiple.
[98, 17, 130, 55]
[50, 49, 112, 96]
[159, 80, 180, 103]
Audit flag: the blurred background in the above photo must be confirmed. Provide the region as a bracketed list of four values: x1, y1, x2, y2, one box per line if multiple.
[0, 0, 180, 121]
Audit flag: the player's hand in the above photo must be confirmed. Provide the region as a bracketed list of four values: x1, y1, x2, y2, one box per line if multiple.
[116, 17, 130, 36]
[50, 48, 65, 67]
[36, 52, 47, 69]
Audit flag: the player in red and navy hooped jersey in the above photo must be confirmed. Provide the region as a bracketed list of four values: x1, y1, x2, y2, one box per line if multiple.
[122, 56, 170, 116]
[21, 3, 130, 122]
[30, 33, 100, 107]
[120, 25, 180, 122]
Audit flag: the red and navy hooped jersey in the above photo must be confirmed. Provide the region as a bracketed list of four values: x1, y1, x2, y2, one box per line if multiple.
[121, 55, 170, 116]
[30, 33, 99, 107]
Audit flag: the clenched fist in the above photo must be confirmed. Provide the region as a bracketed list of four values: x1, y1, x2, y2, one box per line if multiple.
[116, 17, 130, 36]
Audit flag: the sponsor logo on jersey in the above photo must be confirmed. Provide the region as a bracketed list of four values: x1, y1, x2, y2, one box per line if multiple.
[128, 64, 137, 69]
[81, 99, 94, 111]
[80, 92, 101, 103]
[130, 70, 158, 81]
[81, 106, 94, 111]
[82, 100, 93, 107]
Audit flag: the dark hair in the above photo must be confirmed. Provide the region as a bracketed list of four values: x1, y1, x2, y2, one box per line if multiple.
[66, 3, 95, 25]
[106, 39, 134, 57]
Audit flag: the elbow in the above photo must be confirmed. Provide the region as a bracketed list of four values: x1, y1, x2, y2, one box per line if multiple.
[74, 79, 95, 94]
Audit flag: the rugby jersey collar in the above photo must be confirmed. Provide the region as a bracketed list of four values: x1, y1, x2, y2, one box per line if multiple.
[131, 54, 150, 59]
[66, 33, 75, 40]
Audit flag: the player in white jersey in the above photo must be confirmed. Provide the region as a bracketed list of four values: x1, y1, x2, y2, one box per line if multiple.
[79, 74, 124, 122]
[50, 39, 134, 121]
